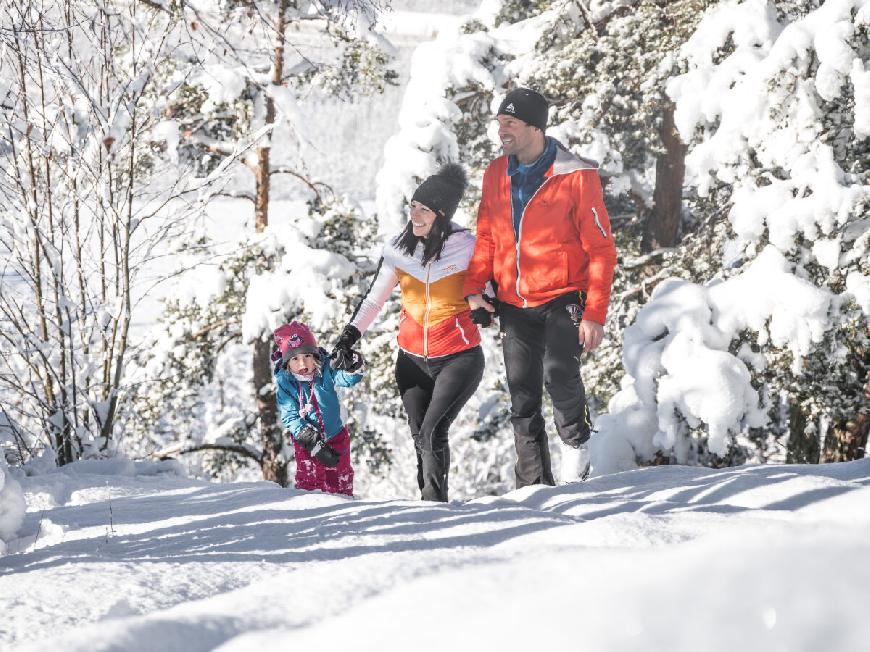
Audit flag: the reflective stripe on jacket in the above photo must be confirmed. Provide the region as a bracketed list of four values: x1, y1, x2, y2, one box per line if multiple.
[462, 142, 617, 325]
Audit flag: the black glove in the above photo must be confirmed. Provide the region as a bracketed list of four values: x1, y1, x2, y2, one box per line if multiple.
[295, 424, 321, 451]
[311, 439, 341, 467]
[295, 425, 341, 467]
[330, 324, 363, 372]
[470, 295, 498, 328]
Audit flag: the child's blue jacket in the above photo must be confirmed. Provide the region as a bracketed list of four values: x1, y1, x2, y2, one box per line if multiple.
[274, 348, 363, 441]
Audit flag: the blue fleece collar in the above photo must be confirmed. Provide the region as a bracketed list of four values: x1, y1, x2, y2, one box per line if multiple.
[506, 136, 557, 178]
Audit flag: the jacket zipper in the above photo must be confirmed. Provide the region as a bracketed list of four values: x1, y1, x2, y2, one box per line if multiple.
[514, 177, 554, 308]
[423, 261, 432, 358]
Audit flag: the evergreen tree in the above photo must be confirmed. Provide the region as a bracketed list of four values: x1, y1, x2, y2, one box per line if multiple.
[128, 0, 397, 484]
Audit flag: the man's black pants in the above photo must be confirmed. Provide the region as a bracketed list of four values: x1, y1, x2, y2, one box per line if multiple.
[395, 346, 484, 502]
[499, 292, 591, 488]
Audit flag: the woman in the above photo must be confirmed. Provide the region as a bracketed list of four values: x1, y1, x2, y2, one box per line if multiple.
[331, 163, 485, 502]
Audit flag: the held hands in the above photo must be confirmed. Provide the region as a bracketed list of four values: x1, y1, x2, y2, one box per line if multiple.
[330, 324, 364, 372]
[467, 294, 497, 328]
[296, 425, 341, 467]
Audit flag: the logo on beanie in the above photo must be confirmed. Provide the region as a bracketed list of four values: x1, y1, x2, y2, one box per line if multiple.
[289, 333, 302, 348]
[505, 102, 515, 113]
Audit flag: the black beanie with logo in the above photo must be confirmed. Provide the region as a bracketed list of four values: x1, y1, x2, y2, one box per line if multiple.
[411, 163, 468, 219]
[496, 87, 549, 131]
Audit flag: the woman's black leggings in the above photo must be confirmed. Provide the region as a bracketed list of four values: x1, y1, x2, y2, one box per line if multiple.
[394, 346, 484, 502]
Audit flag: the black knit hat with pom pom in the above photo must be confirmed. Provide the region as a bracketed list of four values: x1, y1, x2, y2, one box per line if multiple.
[411, 163, 468, 220]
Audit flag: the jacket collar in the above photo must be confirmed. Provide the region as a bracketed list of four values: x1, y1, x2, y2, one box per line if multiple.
[506, 136, 557, 178]
[503, 137, 600, 178]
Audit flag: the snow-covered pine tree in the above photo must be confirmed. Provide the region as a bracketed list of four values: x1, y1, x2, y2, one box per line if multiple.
[594, 0, 869, 471]
[129, 195, 397, 484]
[131, 0, 397, 484]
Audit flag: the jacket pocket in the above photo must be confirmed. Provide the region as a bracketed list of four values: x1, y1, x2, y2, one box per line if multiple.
[521, 248, 568, 294]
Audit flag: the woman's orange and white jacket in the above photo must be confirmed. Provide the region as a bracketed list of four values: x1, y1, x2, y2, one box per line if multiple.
[350, 227, 480, 358]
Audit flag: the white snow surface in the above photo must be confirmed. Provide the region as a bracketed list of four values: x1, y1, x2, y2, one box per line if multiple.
[2, 458, 868, 650]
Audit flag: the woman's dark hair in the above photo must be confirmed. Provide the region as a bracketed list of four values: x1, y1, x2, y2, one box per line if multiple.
[393, 214, 464, 265]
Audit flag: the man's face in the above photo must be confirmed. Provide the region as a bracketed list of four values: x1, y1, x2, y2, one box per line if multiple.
[496, 115, 540, 158]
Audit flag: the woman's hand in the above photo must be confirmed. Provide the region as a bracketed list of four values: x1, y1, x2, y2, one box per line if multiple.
[330, 324, 363, 371]
[467, 294, 497, 328]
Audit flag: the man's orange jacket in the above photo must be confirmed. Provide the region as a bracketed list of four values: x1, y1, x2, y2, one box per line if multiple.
[462, 145, 617, 325]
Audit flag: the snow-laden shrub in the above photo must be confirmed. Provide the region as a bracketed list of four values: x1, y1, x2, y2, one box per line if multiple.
[0, 0, 205, 466]
[0, 460, 26, 555]
[596, 0, 869, 470]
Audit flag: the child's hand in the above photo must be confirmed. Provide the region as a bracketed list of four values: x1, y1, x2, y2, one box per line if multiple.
[311, 441, 341, 467]
[296, 425, 341, 467]
[296, 425, 322, 450]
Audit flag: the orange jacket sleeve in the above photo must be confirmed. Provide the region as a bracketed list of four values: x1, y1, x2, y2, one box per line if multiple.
[462, 166, 496, 297]
[575, 170, 617, 325]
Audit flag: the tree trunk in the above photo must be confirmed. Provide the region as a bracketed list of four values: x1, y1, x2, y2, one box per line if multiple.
[252, 0, 289, 486]
[642, 101, 686, 253]
[254, 337, 287, 485]
[786, 403, 820, 464]
[821, 417, 869, 462]
[821, 379, 869, 462]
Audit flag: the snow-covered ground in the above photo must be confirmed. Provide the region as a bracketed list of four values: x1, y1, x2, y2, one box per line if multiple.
[2, 458, 868, 651]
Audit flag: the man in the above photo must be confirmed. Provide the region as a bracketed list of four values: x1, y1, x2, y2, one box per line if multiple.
[463, 87, 617, 487]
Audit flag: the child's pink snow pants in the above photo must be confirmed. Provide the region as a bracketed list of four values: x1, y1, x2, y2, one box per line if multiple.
[293, 427, 353, 496]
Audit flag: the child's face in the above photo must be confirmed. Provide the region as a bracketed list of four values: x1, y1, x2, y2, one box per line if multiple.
[287, 352, 317, 375]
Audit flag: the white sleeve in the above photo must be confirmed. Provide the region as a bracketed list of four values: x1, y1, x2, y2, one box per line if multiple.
[349, 255, 400, 335]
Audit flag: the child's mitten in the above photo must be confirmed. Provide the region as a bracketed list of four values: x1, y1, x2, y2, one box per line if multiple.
[296, 424, 322, 451]
[296, 425, 341, 468]
[311, 440, 341, 467]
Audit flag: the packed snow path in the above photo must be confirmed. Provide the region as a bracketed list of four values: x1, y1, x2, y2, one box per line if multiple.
[2, 459, 869, 651]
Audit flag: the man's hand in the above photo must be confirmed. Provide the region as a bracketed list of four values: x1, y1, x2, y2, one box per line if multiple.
[578, 320, 604, 352]
[467, 294, 496, 313]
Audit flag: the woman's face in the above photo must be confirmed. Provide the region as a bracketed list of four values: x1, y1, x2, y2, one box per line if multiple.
[409, 201, 438, 237]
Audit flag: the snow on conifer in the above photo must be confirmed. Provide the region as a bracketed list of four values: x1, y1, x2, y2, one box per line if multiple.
[595, 0, 869, 472]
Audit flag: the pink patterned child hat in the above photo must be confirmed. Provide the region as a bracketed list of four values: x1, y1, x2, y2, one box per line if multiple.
[273, 321, 319, 364]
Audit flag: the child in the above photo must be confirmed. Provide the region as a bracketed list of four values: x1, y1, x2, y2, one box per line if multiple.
[273, 321, 363, 496]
